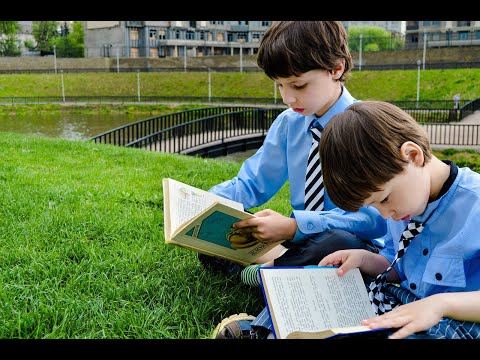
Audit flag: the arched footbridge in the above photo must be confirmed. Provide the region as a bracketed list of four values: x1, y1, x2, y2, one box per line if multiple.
[90, 100, 480, 157]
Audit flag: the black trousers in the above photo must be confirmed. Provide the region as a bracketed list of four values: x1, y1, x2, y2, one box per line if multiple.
[273, 229, 380, 267]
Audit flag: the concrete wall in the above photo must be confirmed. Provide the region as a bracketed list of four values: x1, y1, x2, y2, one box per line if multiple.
[0, 46, 479, 71]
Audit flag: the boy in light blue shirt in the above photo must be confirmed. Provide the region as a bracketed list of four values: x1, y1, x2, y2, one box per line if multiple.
[319, 100, 480, 339]
[208, 21, 387, 339]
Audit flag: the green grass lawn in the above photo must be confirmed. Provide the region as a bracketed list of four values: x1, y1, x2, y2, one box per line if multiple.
[0, 131, 294, 339]
[1, 130, 479, 339]
[0, 68, 479, 101]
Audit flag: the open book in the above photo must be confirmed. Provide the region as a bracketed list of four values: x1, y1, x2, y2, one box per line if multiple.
[162, 178, 280, 266]
[259, 266, 390, 339]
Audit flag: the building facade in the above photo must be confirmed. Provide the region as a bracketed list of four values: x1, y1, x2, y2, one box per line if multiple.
[82, 21, 271, 58]
[405, 21, 480, 49]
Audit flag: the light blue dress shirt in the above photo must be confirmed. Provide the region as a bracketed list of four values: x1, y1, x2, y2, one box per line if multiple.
[380, 166, 480, 298]
[209, 86, 386, 243]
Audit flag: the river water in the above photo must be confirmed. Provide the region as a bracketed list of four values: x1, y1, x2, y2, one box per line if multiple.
[0, 111, 258, 161]
[0, 112, 141, 140]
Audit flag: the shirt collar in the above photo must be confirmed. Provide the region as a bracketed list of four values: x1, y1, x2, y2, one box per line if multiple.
[308, 85, 356, 129]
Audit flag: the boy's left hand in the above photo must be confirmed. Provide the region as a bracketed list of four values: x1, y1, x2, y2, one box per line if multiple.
[362, 295, 445, 339]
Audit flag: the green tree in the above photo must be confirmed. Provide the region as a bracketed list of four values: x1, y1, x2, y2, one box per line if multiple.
[0, 21, 21, 56]
[31, 21, 60, 55]
[348, 26, 404, 52]
[52, 21, 84, 58]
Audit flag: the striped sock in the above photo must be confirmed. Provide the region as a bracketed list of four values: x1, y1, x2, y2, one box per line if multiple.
[240, 264, 262, 287]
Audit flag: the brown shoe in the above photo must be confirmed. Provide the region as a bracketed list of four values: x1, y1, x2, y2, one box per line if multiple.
[212, 313, 257, 339]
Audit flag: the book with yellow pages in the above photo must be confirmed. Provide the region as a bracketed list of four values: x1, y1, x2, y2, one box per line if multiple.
[162, 177, 281, 266]
[258, 266, 390, 339]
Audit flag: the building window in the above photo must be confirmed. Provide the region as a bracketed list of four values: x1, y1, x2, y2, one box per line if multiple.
[457, 21, 471, 27]
[175, 30, 181, 39]
[159, 29, 166, 40]
[458, 31, 469, 40]
[217, 32, 224, 41]
[431, 32, 440, 41]
[261, 21, 270, 27]
[131, 48, 139, 58]
[149, 30, 156, 40]
[200, 32, 205, 40]
[189, 21, 196, 28]
[237, 32, 247, 42]
[252, 33, 260, 42]
[475, 30, 480, 40]
[186, 31, 195, 40]
[130, 28, 139, 41]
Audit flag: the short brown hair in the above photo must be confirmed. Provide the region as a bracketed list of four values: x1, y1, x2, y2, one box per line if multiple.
[257, 21, 352, 82]
[319, 101, 432, 212]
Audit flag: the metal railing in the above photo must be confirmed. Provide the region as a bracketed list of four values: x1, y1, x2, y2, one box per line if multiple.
[89, 99, 480, 156]
[90, 106, 259, 146]
[126, 108, 283, 155]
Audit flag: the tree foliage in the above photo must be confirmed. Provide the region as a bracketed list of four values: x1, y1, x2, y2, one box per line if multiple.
[31, 21, 60, 54]
[52, 21, 85, 58]
[0, 21, 21, 56]
[348, 26, 404, 52]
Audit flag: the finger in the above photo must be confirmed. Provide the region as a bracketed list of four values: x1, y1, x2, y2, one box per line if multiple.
[233, 218, 257, 228]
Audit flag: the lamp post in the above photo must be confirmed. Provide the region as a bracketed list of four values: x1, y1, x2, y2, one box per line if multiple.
[184, 46, 187, 72]
[60, 70, 65, 103]
[208, 67, 211, 102]
[53, 44, 57, 74]
[137, 70, 141, 102]
[239, 43, 243, 73]
[422, 30, 427, 70]
[273, 81, 277, 104]
[359, 33, 363, 71]
[416, 60, 421, 105]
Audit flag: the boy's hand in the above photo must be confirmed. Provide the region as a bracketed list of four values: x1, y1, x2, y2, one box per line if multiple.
[318, 249, 367, 276]
[232, 209, 297, 243]
[362, 294, 445, 339]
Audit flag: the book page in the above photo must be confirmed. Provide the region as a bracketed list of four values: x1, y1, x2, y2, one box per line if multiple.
[260, 267, 376, 339]
[163, 178, 244, 236]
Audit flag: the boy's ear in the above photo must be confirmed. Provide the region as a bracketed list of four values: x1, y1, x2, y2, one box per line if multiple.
[400, 141, 424, 165]
[331, 59, 345, 80]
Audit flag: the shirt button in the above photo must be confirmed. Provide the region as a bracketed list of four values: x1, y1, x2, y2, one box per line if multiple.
[410, 283, 417, 290]
[307, 223, 314, 230]
[435, 273, 442, 281]
[422, 248, 428, 256]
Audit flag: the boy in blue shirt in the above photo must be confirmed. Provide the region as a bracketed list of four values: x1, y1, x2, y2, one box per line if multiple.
[318, 100, 480, 339]
[207, 21, 387, 338]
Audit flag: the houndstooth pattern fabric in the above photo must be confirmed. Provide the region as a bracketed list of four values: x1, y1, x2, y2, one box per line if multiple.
[305, 126, 324, 211]
[368, 220, 424, 315]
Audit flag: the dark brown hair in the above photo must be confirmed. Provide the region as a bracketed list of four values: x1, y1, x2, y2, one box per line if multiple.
[319, 101, 432, 212]
[257, 21, 352, 82]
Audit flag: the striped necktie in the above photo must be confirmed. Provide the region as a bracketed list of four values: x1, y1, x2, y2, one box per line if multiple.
[368, 219, 424, 315]
[304, 125, 324, 211]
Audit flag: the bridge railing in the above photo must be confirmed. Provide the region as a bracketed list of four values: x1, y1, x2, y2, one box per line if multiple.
[127, 108, 283, 154]
[89, 106, 258, 146]
[89, 99, 480, 155]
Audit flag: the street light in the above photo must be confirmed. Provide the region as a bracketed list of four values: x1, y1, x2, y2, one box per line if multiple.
[53, 44, 57, 74]
[137, 70, 141, 102]
[359, 34, 363, 71]
[239, 43, 243, 73]
[60, 70, 65, 103]
[416, 59, 421, 105]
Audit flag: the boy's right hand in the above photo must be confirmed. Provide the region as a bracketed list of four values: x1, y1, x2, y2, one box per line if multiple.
[232, 209, 297, 244]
